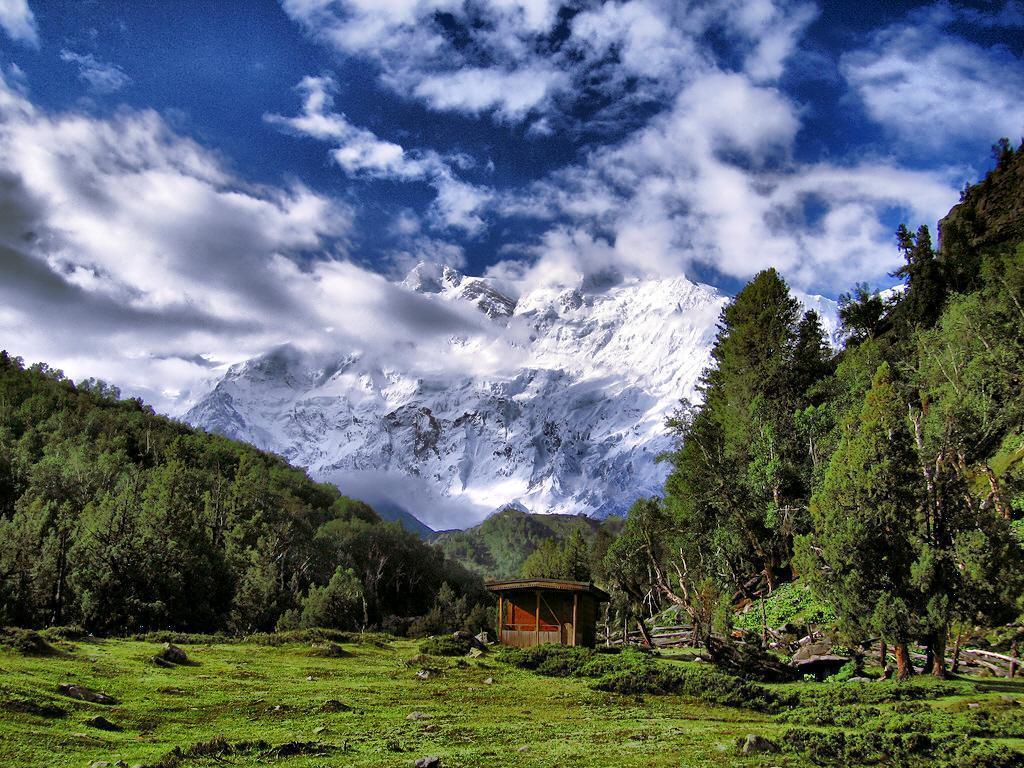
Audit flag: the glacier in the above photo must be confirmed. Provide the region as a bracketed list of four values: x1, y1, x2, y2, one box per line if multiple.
[185, 263, 837, 530]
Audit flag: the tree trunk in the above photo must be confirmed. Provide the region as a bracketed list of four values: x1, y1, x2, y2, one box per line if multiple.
[951, 633, 962, 674]
[931, 633, 948, 678]
[894, 643, 914, 680]
[636, 618, 654, 648]
[982, 465, 1011, 520]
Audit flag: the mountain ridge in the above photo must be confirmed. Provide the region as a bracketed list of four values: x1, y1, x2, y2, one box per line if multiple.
[186, 265, 837, 529]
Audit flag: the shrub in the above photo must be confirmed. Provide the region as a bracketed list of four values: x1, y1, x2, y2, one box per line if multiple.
[298, 567, 363, 631]
[780, 727, 1022, 768]
[0, 627, 59, 655]
[594, 664, 793, 713]
[42, 624, 88, 641]
[500, 643, 789, 713]
[733, 582, 835, 632]
[418, 636, 471, 656]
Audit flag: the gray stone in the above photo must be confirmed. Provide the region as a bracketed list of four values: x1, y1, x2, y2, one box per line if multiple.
[474, 631, 492, 646]
[740, 734, 780, 755]
[414, 757, 441, 768]
[58, 684, 117, 705]
[156, 642, 189, 664]
[406, 711, 431, 721]
[483, 677, 494, 685]
[847, 676, 872, 683]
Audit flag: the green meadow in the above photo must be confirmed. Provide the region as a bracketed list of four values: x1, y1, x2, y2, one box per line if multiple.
[2, 633, 1023, 768]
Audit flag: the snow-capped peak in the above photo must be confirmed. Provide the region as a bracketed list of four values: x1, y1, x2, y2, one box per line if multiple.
[186, 269, 837, 530]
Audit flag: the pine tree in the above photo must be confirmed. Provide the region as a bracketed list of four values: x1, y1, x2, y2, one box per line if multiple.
[561, 530, 591, 581]
[799, 363, 923, 679]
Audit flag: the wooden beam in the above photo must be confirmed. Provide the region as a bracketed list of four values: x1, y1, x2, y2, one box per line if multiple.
[497, 593, 503, 645]
[572, 593, 578, 647]
[535, 591, 541, 646]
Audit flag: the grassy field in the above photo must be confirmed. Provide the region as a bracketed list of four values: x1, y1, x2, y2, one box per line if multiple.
[1, 633, 1023, 768]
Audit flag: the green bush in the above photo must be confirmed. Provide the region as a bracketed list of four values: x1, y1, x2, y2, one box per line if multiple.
[780, 727, 1022, 768]
[798, 679, 959, 708]
[42, 624, 88, 641]
[733, 581, 835, 632]
[0, 627, 59, 655]
[500, 644, 789, 713]
[594, 664, 793, 713]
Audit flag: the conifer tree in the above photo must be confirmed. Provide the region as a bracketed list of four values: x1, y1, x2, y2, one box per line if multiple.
[799, 363, 923, 679]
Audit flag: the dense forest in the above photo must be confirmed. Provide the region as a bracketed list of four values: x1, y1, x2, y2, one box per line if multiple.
[515, 141, 1024, 677]
[0, 360, 488, 636]
[433, 506, 621, 579]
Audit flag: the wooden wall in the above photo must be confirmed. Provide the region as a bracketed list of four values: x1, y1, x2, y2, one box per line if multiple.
[497, 590, 602, 648]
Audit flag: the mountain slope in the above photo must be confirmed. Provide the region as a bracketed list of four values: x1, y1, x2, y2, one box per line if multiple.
[432, 506, 622, 579]
[186, 267, 836, 529]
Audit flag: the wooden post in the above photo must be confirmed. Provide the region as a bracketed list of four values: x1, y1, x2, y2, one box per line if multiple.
[496, 593, 503, 645]
[572, 593, 578, 647]
[535, 591, 541, 645]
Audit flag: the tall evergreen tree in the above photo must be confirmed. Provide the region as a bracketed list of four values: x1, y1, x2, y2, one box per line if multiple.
[799, 363, 923, 679]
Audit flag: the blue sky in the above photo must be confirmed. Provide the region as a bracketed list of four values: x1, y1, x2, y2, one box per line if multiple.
[0, 0, 1022, 407]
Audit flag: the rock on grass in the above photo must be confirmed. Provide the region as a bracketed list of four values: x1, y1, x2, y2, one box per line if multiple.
[85, 715, 120, 731]
[57, 684, 117, 705]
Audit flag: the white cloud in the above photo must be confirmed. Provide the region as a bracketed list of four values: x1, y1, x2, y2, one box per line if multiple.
[267, 75, 491, 233]
[412, 66, 568, 122]
[281, 0, 816, 124]
[841, 4, 1024, 150]
[488, 71, 960, 294]
[60, 50, 132, 94]
[0, 72, 497, 411]
[0, 0, 38, 47]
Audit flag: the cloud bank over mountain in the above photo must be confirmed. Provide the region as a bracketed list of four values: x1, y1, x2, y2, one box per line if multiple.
[0, 0, 1020, 415]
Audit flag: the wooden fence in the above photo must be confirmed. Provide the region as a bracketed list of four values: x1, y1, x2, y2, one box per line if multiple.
[606, 624, 1022, 678]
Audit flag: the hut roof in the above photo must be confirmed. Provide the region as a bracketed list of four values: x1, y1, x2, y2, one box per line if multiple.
[485, 578, 610, 602]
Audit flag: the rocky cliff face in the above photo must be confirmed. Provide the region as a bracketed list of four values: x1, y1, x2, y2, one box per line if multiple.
[186, 264, 836, 529]
[941, 145, 1024, 253]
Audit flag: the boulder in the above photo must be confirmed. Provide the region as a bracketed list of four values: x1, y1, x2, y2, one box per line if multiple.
[474, 631, 492, 646]
[792, 640, 834, 662]
[416, 668, 437, 681]
[57, 684, 117, 705]
[85, 715, 120, 731]
[156, 643, 189, 665]
[406, 711, 431, 721]
[414, 757, 441, 768]
[740, 734, 779, 755]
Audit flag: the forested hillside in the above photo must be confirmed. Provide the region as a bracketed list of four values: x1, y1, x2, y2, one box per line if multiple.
[433, 506, 621, 579]
[598, 140, 1024, 677]
[0, 358, 485, 635]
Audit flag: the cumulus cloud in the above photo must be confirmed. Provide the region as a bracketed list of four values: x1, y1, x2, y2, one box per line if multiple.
[0, 0, 37, 47]
[60, 50, 132, 94]
[267, 75, 491, 233]
[488, 71, 960, 294]
[841, 3, 1024, 150]
[0, 72, 497, 411]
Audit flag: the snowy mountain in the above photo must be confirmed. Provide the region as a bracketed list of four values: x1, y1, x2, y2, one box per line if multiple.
[185, 264, 836, 530]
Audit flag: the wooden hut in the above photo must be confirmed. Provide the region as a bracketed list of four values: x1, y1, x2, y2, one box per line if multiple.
[485, 578, 610, 648]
